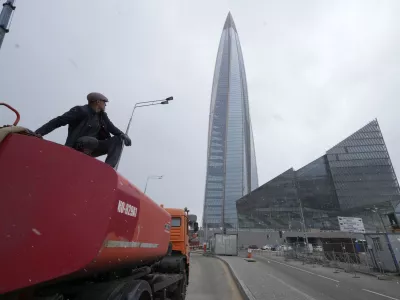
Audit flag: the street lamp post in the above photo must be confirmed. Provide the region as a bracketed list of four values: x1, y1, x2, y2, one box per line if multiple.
[144, 175, 163, 194]
[114, 96, 173, 171]
[298, 198, 309, 246]
[293, 173, 309, 249]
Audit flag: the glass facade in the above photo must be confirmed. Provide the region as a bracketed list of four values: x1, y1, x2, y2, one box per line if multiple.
[203, 13, 258, 230]
[237, 120, 400, 232]
[326, 120, 400, 210]
[237, 169, 298, 230]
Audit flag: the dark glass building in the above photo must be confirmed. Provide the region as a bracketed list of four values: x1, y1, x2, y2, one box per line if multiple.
[237, 120, 400, 232]
[203, 13, 258, 230]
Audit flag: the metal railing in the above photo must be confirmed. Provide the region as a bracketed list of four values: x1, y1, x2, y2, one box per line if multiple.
[249, 243, 391, 277]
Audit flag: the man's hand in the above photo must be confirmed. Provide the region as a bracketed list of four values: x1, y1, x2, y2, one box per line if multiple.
[121, 134, 132, 146]
[27, 129, 42, 139]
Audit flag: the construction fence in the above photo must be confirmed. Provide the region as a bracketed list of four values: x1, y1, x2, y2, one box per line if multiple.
[250, 241, 398, 277]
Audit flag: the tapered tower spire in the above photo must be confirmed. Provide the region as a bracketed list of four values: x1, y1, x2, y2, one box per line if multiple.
[203, 12, 258, 232]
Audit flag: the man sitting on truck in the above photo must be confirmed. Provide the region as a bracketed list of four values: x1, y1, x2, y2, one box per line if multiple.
[35, 92, 131, 168]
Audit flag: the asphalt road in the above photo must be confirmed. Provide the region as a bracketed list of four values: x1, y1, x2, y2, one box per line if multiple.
[186, 252, 243, 300]
[226, 252, 400, 300]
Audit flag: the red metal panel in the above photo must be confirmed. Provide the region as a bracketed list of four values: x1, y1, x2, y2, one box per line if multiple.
[0, 135, 171, 294]
[91, 173, 171, 271]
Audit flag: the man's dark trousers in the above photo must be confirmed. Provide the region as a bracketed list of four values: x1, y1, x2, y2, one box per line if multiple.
[75, 136, 123, 168]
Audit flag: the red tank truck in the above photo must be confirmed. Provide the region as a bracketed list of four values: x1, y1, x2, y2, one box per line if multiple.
[0, 103, 198, 300]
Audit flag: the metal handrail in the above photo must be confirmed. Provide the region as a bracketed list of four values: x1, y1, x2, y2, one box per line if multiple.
[0, 102, 20, 125]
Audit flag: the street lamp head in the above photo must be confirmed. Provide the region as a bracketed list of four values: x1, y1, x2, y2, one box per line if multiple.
[160, 97, 173, 104]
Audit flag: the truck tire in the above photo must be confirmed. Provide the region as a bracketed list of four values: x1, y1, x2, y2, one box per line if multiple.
[75, 279, 152, 300]
[118, 280, 152, 300]
[170, 261, 187, 300]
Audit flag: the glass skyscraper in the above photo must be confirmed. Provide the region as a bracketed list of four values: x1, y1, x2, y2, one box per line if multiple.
[203, 12, 259, 230]
[237, 120, 400, 232]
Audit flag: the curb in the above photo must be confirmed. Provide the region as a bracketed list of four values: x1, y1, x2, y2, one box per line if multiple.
[343, 268, 380, 278]
[214, 255, 257, 300]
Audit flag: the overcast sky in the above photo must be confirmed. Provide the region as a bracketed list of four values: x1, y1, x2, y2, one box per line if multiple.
[1, 0, 400, 222]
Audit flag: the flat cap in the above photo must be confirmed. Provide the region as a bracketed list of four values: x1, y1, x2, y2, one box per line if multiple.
[87, 92, 109, 102]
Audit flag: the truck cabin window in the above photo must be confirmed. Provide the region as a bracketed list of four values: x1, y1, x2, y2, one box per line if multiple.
[171, 217, 181, 227]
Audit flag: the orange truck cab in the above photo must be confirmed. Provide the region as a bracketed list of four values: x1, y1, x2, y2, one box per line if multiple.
[162, 206, 199, 283]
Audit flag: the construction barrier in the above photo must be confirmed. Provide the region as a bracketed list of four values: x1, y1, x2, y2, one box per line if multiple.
[247, 248, 252, 259]
[249, 242, 393, 278]
[190, 245, 203, 251]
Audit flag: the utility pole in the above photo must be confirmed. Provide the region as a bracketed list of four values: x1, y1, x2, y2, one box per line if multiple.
[298, 198, 309, 247]
[205, 219, 208, 241]
[0, 0, 16, 50]
[377, 212, 387, 234]
[204, 202, 209, 241]
[293, 172, 309, 249]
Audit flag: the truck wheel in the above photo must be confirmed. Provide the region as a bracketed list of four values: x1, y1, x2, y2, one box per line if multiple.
[170, 269, 187, 300]
[119, 280, 152, 300]
[75, 280, 152, 300]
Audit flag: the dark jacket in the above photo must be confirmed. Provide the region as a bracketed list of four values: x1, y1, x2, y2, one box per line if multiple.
[35, 105, 124, 148]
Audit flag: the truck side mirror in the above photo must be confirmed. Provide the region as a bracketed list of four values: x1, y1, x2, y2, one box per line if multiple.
[188, 214, 197, 223]
[194, 222, 199, 232]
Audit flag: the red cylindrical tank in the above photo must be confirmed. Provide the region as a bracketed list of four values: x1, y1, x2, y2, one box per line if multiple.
[0, 134, 171, 295]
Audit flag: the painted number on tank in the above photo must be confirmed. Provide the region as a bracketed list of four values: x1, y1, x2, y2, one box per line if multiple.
[117, 200, 138, 217]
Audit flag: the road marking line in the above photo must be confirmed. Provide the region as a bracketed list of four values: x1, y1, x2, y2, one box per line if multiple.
[260, 257, 340, 283]
[271, 259, 315, 275]
[362, 289, 399, 300]
[265, 272, 317, 300]
[317, 274, 340, 282]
